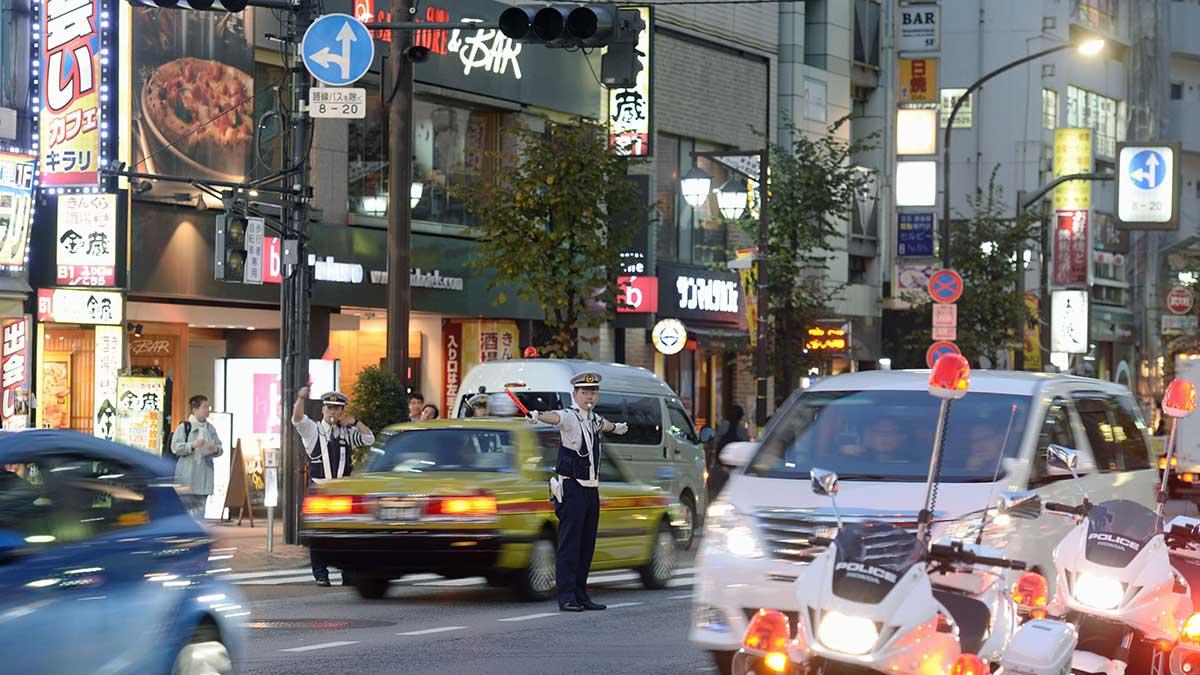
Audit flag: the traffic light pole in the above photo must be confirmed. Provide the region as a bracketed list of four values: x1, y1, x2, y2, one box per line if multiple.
[281, 0, 317, 546]
[384, 0, 414, 390]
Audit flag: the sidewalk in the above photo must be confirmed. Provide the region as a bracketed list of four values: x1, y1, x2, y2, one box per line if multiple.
[206, 519, 311, 573]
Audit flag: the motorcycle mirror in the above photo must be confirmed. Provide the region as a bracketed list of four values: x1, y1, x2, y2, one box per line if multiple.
[1047, 444, 1079, 471]
[997, 490, 1042, 519]
[811, 468, 840, 497]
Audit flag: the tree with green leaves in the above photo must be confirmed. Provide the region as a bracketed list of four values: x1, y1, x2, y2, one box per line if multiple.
[456, 120, 642, 357]
[348, 364, 406, 468]
[892, 168, 1039, 367]
[743, 121, 876, 391]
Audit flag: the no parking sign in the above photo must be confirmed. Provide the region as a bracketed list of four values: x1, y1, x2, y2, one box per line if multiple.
[926, 340, 961, 368]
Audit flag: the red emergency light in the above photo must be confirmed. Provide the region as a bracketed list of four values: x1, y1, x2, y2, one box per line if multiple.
[1163, 378, 1197, 419]
[928, 353, 969, 400]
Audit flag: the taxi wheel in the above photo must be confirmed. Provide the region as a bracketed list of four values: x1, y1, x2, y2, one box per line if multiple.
[674, 493, 697, 551]
[639, 519, 676, 589]
[514, 537, 556, 601]
[171, 624, 232, 675]
[353, 575, 390, 599]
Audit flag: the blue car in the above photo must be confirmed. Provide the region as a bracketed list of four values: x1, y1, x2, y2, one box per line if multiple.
[0, 431, 245, 674]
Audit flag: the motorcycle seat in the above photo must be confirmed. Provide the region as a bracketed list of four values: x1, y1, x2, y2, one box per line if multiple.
[932, 589, 991, 655]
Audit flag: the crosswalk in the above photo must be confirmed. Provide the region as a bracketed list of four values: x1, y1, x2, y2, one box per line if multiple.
[225, 566, 696, 589]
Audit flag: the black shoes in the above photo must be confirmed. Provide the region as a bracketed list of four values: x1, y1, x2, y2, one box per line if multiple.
[315, 578, 331, 587]
[580, 601, 606, 611]
[559, 601, 585, 612]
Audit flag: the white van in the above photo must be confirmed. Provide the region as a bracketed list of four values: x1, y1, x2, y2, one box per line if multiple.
[454, 359, 709, 548]
[692, 370, 1156, 673]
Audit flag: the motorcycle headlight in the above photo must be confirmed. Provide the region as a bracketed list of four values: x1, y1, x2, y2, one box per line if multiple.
[1073, 572, 1124, 610]
[816, 611, 878, 655]
[704, 501, 764, 559]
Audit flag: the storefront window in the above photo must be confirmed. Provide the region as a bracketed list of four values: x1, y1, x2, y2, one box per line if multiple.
[348, 84, 499, 226]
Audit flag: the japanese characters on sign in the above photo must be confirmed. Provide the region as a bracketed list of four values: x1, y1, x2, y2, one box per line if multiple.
[39, 0, 106, 188]
[1052, 128, 1093, 211]
[608, 6, 652, 157]
[1052, 210, 1089, 286]
[309, 87, 367, 119]
[805, 322, 850, 353]
[443, 321, 462, 414]
[93, 324, 121, 440]
[899, 58, 938, 103]
[0, 317, 31, 430]
[0, 151, 36, 271]
[897, 213, 935, 257]
[1050, 290, 1088, 354]
[37, 287, 124, 325]
[56, 193, 116, 286]
[114, 375, 166, 454]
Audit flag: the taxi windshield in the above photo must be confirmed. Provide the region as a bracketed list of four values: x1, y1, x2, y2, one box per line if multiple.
[748, 389, 1031, 482]
[366, 428, 516, 473]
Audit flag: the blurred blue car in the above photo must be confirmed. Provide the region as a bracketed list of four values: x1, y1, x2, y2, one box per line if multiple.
[0, 431, 244, 674]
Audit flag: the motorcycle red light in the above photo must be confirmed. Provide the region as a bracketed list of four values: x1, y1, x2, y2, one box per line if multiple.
[1012, 571, 1049, 609]
[950, 653, 988, 675]
[928, 353, 970, 400]
[1182, 613, 1200, 645]
[1163, 378, 1197, 419]
[743, 609, 790, 652]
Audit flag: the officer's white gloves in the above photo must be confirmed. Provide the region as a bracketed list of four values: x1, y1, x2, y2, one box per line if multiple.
[526, 410, 540, 424]
[613, 422, 629, 435]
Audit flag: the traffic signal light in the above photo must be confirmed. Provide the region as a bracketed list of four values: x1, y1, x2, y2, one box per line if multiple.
[601, 8, 646, 88]
[499, 4, 620, 48]
[215, 213, 248, 282]
[127, 0, 249, 11]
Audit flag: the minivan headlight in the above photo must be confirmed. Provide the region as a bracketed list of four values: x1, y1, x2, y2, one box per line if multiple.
[705, 501, 764, 559]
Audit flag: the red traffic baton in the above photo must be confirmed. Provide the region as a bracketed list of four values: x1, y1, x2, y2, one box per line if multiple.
[504, 387, 530, 415]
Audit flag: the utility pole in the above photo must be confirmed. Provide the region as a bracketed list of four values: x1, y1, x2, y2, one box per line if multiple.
[282, 1, 316, 545]
[385, 0, 415, 390]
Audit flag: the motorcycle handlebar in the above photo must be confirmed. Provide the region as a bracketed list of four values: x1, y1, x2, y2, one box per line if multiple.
[927, 543, 1027, 570]
[1045, 501, 1090, 517]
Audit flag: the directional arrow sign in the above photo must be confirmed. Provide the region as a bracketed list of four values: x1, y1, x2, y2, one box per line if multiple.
[301, 14, 374, 87]
[1117, 142, 1181, 230]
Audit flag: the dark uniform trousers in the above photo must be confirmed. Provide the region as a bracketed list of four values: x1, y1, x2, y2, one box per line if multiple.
[556, 441, 604, 605]
[308, 435, 350, 582]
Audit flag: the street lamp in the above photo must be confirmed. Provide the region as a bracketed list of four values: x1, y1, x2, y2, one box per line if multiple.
[941, 37, 1105, 268]
[681, 167, 713, 208]
[717, 177, 749, 220]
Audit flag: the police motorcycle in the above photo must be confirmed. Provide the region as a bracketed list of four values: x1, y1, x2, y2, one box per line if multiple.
[1039, 378, 1200, 675]
[731, 356, 1077, 675]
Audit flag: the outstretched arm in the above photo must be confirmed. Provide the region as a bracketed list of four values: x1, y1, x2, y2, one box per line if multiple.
[528, 410, 561, 425]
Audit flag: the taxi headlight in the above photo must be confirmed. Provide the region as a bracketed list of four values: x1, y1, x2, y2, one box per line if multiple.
[816, 611, 878, 655]
[705, 501, 764, 559]
[1073, 572, 1124, 610]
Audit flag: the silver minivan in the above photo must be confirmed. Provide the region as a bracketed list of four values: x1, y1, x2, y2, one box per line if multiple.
[454, 359, 709, 548]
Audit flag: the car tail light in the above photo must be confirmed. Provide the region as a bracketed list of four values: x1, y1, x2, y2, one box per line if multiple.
[1163, 456, 1180, 470]
[743, 608, 790, 652]
[425, 495, 498, 517]
[1012, 572, 1049, 611]
[1182, 613, 1200, 645]
[950, 654, 988, 675]
[302, 495, 367, 515]
[1185, 473, 1198, 484]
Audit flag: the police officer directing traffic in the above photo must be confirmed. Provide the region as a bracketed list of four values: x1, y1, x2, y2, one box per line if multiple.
[293, 386, 376, 586]
[526, 372, 628, 611]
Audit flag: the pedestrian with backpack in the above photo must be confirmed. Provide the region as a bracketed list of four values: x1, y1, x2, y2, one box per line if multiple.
[171, 394, 223, 519]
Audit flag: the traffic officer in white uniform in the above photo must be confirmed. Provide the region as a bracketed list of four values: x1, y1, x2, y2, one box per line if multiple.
[526, 372, 628, 611]
[292, 386, 376, 586]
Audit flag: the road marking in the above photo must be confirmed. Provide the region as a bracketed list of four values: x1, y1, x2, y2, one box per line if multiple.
[498, 612, 559, 623]
[232, 568, 693, 587]
[415, 577, 487, 587]
[668, 593, 693, 600]
[224, 568, 314, 581]
[398, 626, 467, 636]
[605, 602, 643, 609]
[280, 641, 359, 653]
[241, 573, 342, 586]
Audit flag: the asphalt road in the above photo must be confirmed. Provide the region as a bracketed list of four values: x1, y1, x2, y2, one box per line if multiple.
[234, 559, 710, 675]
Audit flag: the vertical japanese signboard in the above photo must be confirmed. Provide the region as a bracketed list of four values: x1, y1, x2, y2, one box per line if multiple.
[93, 324, 121, 440]
[1052, 128, 1093, 211]
[443, 320, 463, 415]
[0, 317, 31, 430]
[39, 0, 107, 188]
[0, 151, 36, 271]
[115, 376, 167, 454]
[1052, 209, 1089, 286]
[899, 58, 938, 103]
[56, 193, 117, 286]
[608, 6, 652, 157]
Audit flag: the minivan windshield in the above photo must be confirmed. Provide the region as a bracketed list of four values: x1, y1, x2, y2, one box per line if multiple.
[748, 389, 1032, 482]
[458, 392, 570, 418]
[367, 428, 516, 473]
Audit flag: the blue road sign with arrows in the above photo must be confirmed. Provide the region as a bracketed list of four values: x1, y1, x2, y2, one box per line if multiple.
[301, 14, 375, 87]
[1128, 149, 1166, 190]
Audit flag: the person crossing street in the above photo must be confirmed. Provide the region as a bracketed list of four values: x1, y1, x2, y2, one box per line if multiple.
[526, 372, 628, 612]
[293, 386, 376, 586]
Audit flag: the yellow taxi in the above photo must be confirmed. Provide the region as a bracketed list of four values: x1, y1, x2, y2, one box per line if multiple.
[300, 418, 678, 600]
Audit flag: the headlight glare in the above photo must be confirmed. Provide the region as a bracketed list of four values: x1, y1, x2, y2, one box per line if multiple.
[704, 500, 764, 559]
[816, 611, 878, 655]
[1073, 572, 1124, 610]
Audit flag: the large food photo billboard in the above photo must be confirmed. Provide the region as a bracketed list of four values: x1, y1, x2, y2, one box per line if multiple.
[131, 8, 255, 201]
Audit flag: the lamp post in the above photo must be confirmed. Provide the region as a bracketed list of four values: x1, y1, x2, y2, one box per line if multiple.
[940, 38, 1104, 269]
[682, 150, 770, 428]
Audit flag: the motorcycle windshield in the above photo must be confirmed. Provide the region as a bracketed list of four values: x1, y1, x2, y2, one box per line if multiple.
[1084, 499, 1158, 568]
[830, 522, 924, 604]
